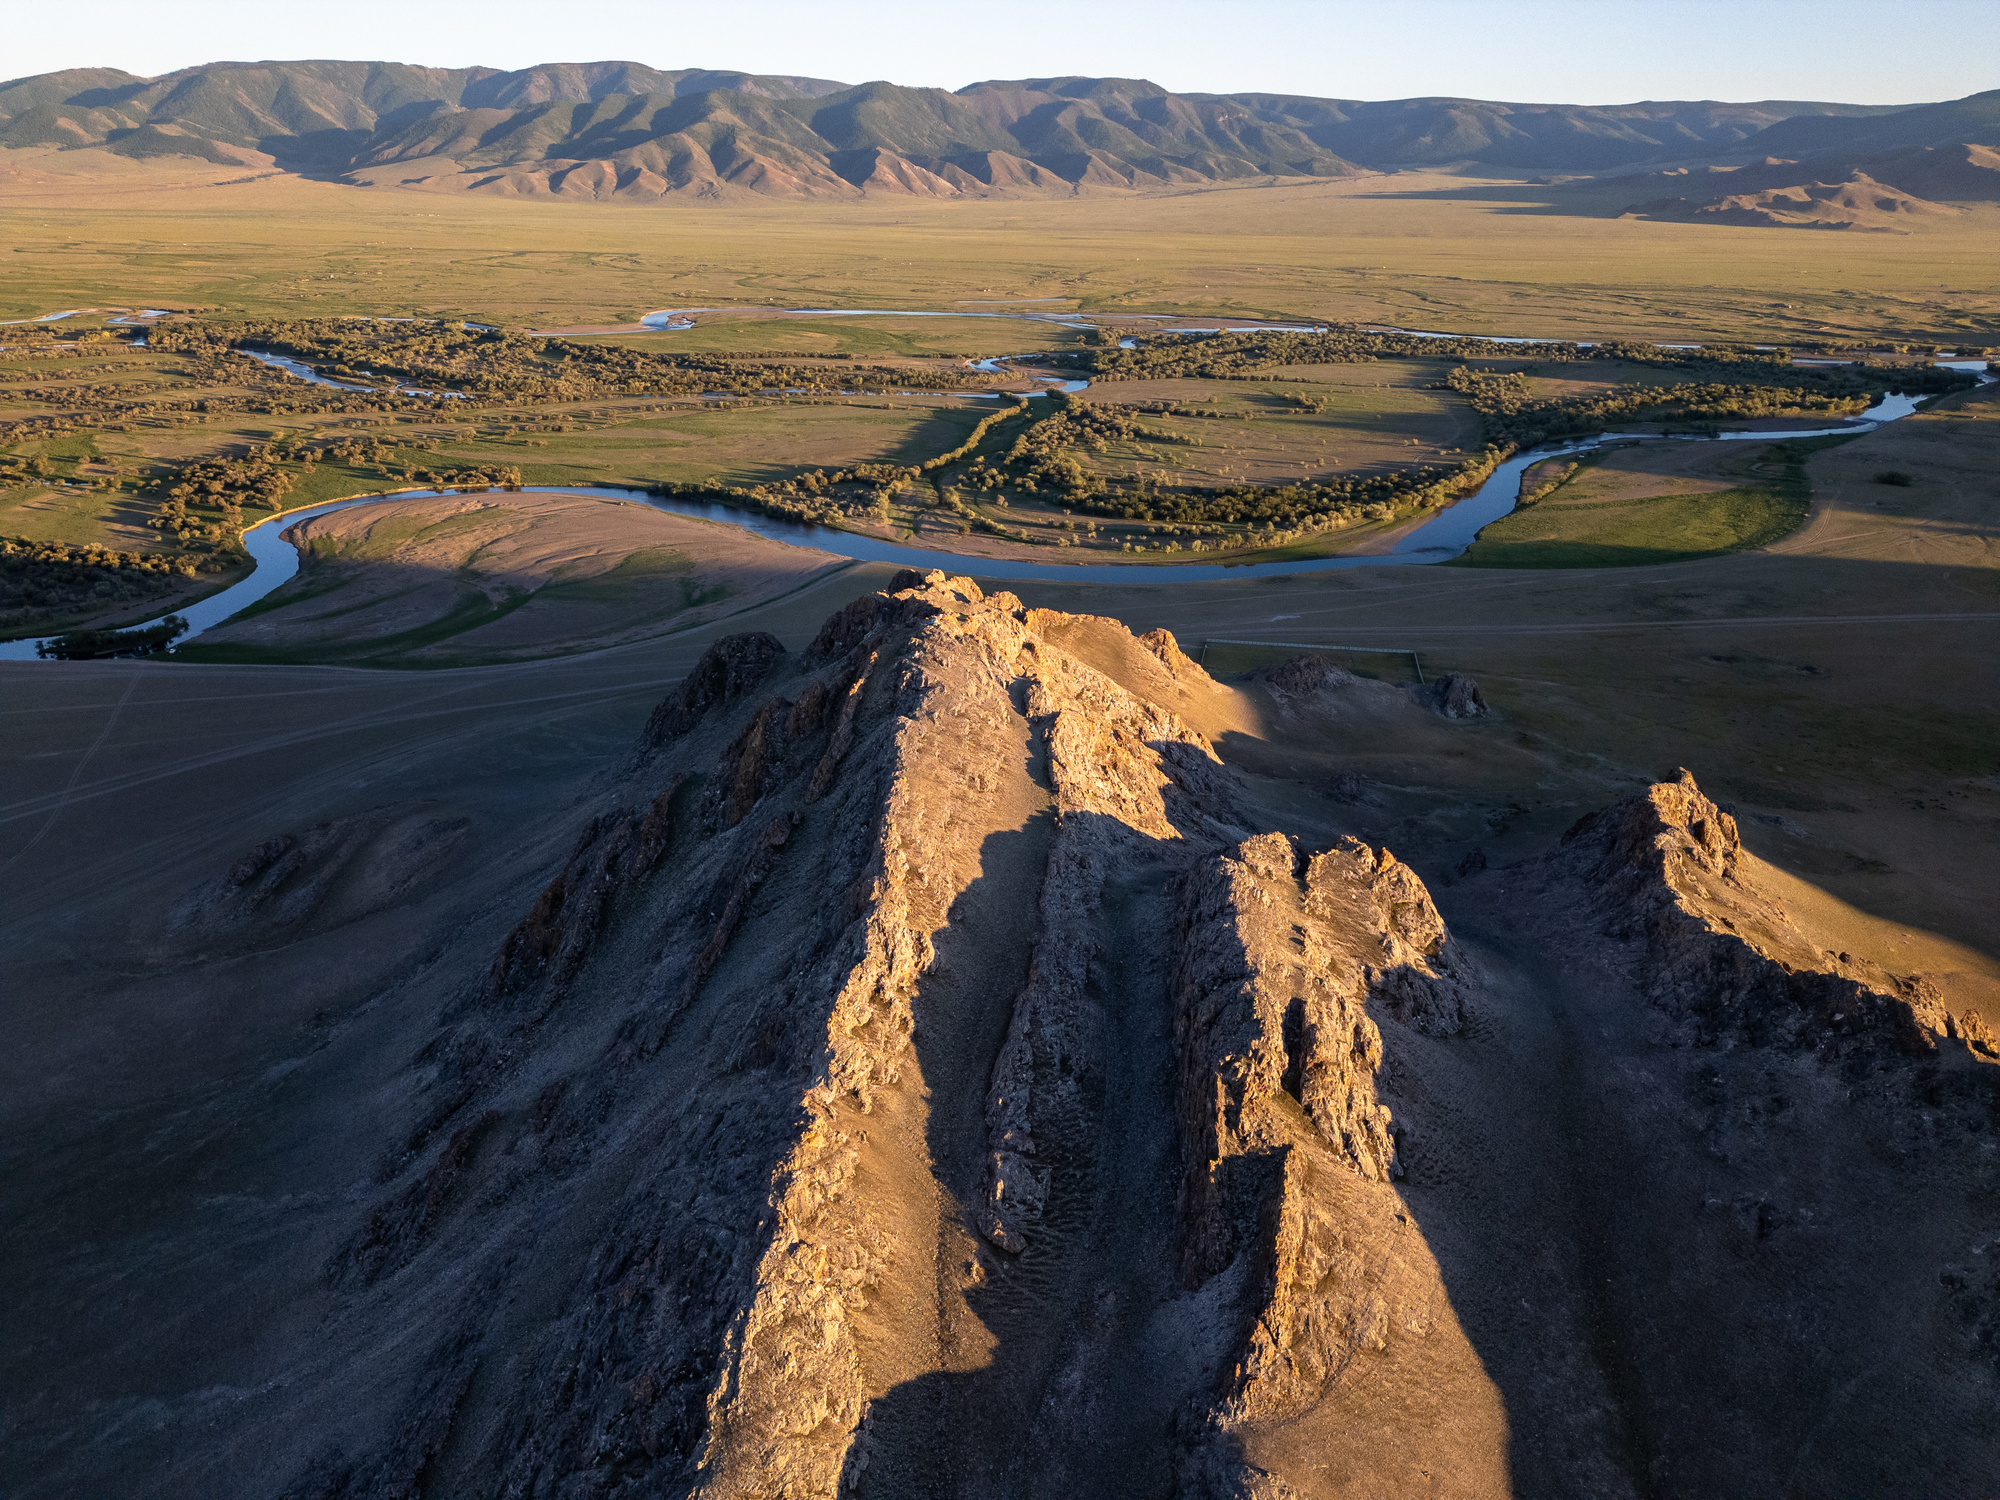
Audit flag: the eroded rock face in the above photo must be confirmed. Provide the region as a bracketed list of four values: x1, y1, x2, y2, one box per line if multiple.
[1487, 766, 2000, 1495]
[1138, 625, 1202, 681]
[1256, 654, 1360, 703]
[639, 629, 786, 746]
[255, 574, 1252, 1495]
[162, 804, 471, 944]
[1558, 767, 1990, 1057]
[1169, 831, 1493, 1473]
[1427, 672, 1488, 719]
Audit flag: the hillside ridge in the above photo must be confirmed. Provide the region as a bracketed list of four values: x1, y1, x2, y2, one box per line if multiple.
[3, 59, 1989, 204]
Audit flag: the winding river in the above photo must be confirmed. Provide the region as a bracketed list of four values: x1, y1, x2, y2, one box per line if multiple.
[0, 312, 1986, 661]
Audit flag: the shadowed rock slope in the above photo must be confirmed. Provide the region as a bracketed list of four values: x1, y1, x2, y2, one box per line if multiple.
[5, 578, 1996, 1498]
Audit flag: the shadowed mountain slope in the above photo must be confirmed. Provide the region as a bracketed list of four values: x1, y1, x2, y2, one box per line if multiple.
[1183, 91, 1910, 173]
[1730, 85, 2000, 160]
[335, 75, 1372, 199]
[1597, 87, 2000, 228]
[1615, 139, 2000, 228]
[0, 59, 848, 165]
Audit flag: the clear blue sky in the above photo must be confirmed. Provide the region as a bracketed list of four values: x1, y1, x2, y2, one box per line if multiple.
[7, 0, 1994, 105]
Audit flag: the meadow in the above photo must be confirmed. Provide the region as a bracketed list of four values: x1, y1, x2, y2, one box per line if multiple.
[1453, 434, 1838, 567]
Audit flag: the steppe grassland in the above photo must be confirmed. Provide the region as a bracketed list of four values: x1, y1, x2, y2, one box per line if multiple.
[0, 324, 1497, 617]
[0, 323, 1004, 633]
[0, 337, 988, 514]
[2, 154, 1996, 344]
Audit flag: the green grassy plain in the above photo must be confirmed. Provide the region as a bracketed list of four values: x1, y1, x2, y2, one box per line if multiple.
[3, 157, 1996, 346]
[1456, 435, 1844, 567]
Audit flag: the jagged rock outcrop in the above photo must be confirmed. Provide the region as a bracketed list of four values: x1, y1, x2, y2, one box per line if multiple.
[29, 574, 2000, 1499]
[269, 571, 1518, 1498]
[161, 804, 469, 942]
[1424, 672, 1489, 720]
[1139, 625, 1202, 681]
[977, 608, 1244, 1254]
[1557, 768, 1995, 1058]
[1456, 768, 2000, 1495]
[1254, 654, 1359, 704]
[1168, 831, 1494, 1477]
[1248, 653, 1494, 728]
[639, 629, 786, 747]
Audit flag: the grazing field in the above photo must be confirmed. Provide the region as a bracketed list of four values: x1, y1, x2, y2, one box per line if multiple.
[463, 398, 986, 489]
[1, 305, 1973, 644]
[1455, 435, 1837, 567]
[0, 325, 1007, 635]
[2, 159, 1996, 346]
[1080, 364, 1484, 485]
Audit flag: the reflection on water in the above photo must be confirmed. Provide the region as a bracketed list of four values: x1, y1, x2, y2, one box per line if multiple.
[239, 348, 467, 399]
[241, 348, 374, 390]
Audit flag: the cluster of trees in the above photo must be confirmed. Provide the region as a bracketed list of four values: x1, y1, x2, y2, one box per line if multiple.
[744, 461, 921, 523]
[919, 403, 1030, 473]
[0, 536, 197, 635]
[146, 319, 989, 403]
[0, 451, 57, 482]
[996, 394, 1157, 498]
[1077, 328, 1814, 382]
[36, 614, 188, 660]
[146, 452, 294, 544]
[395, 462, 523, 491]
[155, 452, 295, 511]
[1515, 459, 1579, 507]
[1440, 362, 1974, 448]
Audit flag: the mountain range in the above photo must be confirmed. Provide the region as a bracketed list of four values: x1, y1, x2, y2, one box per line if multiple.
[0, 60, 1995, 217]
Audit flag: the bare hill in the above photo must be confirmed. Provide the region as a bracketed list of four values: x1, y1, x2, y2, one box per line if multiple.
[1189, 91, 1909, 173]
[0, 60, 849, 166]
[1604, 88, 2000, 229]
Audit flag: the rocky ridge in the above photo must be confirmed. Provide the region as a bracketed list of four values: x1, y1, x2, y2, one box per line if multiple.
[71, 573, 1995, 1498]
[265, 573, 1523, 1496]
